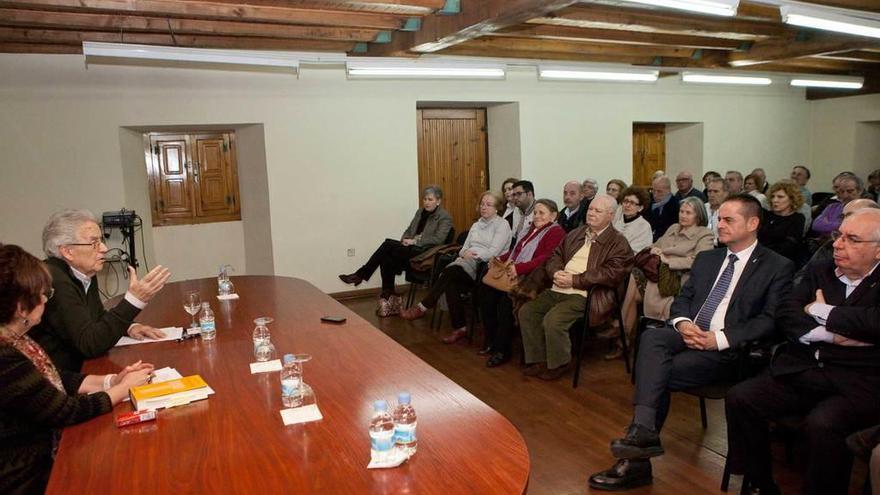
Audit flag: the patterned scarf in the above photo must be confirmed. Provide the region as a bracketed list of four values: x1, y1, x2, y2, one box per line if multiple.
[0, 328, 65, 393]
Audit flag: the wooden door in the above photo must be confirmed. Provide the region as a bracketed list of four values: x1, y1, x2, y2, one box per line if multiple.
[148, 134, 194, 224]
[417, 108, 488, 238]
[632, 124, 666, 187]
[192, 132, 240, 221]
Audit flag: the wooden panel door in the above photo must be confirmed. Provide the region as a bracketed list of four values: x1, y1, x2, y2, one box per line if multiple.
[149, 134, 194, 225]
[417, 108, 488, 238]
[632, 124, 666, 187]
[192, 132, 240, 221]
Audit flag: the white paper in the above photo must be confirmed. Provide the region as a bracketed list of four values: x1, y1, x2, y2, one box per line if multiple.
[367, 449, 409, 469]
[280, 404, 323, 425]
[250, 359, 282, 374]
[217, 293, 240, 300]
[115, 327, 185, 347]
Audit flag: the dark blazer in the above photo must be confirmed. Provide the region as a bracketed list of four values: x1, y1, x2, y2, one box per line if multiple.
[774, 260, 880, 392]
[30, 257, 141, 372]
[670, 244, 794, 349]
[401, 207, 453, 247]
[557, 205, 585, 233]
[673, 188, 707, 203]
[647, 197, 680, 242]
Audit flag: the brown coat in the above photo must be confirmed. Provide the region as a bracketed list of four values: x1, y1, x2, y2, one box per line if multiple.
[518, 224, 634, 324]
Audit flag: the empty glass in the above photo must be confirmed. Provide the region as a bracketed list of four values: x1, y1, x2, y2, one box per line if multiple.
[183, 291, 201, 330]
[253, 317, 275, 362]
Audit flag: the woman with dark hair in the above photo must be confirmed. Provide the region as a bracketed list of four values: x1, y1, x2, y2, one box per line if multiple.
[612, 186, 653, 254]
[605, 179, 628, 202]
[500, 177, 520, 229]
[339, 185, 453, 317]
[744, 173, 769, 209]
[401, 191, 512, 344]
[479, 199, 566, 367]
[0, 244, 153, 495]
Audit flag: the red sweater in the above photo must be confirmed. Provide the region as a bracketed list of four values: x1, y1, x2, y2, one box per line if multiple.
[500, 223, 566, 276]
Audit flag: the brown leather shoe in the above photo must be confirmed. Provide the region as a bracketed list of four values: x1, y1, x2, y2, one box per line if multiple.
[522, 363, 546, 377]
[338, 273, 363, 286]
[539, 361, 574, 381]
[400, 306, 426, 320]
[442, 328, 467, 344]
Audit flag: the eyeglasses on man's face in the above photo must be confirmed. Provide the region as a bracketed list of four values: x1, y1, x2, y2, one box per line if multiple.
[831, 231, 880, 245]
[67, 239, 104, 250]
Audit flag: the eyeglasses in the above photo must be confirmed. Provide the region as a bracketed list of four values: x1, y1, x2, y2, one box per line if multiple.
[67, 239, 104, 250]
[831, 231, 880, 245]
[44, 288, 55, 301]
[511, 191, 525, 197]
[622, 199, 640, 206]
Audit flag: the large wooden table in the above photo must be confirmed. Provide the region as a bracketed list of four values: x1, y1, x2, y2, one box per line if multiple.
[47, 276, 530, 494]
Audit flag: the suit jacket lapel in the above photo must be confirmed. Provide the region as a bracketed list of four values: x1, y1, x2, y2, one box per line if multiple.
[729, 245, 763, 305]
[842, 266, 880, 306]
[692, 249, 726, 311]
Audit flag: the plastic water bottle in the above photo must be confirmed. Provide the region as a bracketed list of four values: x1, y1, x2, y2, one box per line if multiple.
[369, 400, 395, 463]
[392, 392, 418, 457]
[280, 354, 301, 408]
[199, 302, 216, 340]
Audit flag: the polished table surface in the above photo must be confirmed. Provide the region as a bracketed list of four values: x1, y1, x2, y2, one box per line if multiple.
[46, 276, 530, 494]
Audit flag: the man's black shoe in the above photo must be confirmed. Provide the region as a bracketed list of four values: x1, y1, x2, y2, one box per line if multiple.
[740, 479, 781, 495]
[610, 424, 664, 460]
[588, 459, 652, 491]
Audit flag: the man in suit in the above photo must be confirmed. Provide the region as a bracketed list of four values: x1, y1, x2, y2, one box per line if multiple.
[725, 208, 880, 495]
[647, 175, 680, 241]
[559, 180, 585, 232]
[588, 194, 795, 491]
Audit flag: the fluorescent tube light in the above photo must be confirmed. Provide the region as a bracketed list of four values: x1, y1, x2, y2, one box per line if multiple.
[346, 60, 505, 79]
[620, 0, 739, 17]
[82, 42, 346, 70]
[682, 72, 773, 85]
[539, 67, 659, 82]
[781, 4, 880, 39]
[790, 76, 864, 89]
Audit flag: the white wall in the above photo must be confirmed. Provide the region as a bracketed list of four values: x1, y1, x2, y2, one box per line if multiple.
[487, 103, 522, 190]
[810, 93, 880, 190]
[665, 123, 704, 182]
[0, 55, 819, 293]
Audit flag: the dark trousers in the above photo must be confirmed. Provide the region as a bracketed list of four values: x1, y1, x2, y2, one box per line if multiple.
[480, 284, 515, 356]
[633, 326, 737, 430]
[356, 239, 421, 295]
[726, 367, 880, 495]
[420, 265, 473, 329]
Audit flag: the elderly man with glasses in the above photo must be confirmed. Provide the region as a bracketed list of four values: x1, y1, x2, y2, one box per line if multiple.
[30, 209, 171, 372]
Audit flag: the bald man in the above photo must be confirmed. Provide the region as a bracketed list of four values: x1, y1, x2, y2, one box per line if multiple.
[727, 208, 880, 495]
[672, 171, 706, 203]
[559, 180, 586, 232]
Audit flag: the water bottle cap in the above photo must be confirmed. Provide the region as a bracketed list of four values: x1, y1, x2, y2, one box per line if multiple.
[283, 354, 295, 364]
[373, 400, 388, 411]
[201, 302, 209, 308]
[397, 392, 411, 404]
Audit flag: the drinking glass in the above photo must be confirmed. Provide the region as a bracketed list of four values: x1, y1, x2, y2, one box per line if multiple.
[291, 354, 314, 407]
[253, 317, 275, 362]
[183, 291, 201, 330]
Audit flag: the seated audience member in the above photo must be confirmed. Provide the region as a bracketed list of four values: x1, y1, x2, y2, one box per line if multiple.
[401, 192, 511, 344]
[588, 194, 794, 491]
[726, 208, 880, 495]
[0, 244, 154, 495]
[480, 199, 565, 367]
[705, 177, 730, 244]
[558, 180, 585, 233]
[612, 187, 653, 254]
[340, 185, 453, 316]
[791, 165, 812, 206]
[672, 171, 707, 203]
[615, 197, 714, 360]
[811, 173, 863, 239]
[759, 182, 806, 263]
[511, 180, 536, 249]
[743, 173, 769, 209]
[847, 425, 880, 495]
[30, 210, 170, 372]
[702, 171, 722, 198]
[868, 169, 880, 203]
[751, 167, 769, 194]
[606, 179, 627, 203]
[515, 195, 633, 381]
[646, 175, 680, 242]
[726, 170, 744, 194]
[500, 177, 519, 229]
[581, 178, 598, 208]
[795, 198, 879, 285]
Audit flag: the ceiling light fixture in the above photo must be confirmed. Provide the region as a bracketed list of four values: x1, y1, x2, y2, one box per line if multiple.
[682, 72, 773, 85]
[346, 60, 505, 79]
[780, 4, 880, 39]
[81, 42, 330, 70]
[619, 0, 739, 17]
[790, 76, 864, 89]
[538, 66, 659, 82]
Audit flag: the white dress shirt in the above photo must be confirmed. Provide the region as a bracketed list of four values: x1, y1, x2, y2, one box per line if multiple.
[70, 266, 146, 312]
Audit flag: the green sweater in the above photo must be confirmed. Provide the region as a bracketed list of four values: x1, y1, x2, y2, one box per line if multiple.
[30, 257, 141, 372]
[0, 344, 112, 495]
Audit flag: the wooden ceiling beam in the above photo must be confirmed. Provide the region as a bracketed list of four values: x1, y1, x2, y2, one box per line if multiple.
[0, 8, 381, 41]
[797, 0, 880, 13]
[196, 0, 444, 16]
[0, 0, 405, 29]
[492, 24, 743, 50]
[0, 40, 79, 51]
[456, 36, 697, 59]
[535, 4, 788, 40]
[729, 34, 879, 67]
[818, 50, 880, 63]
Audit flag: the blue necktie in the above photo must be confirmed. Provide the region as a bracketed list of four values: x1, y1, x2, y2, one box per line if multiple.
[694, 254, 738, 332]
